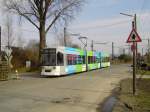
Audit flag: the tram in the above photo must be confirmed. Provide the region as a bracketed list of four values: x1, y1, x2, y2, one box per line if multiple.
[101, 52, 110, 68]
[41, 46, 110, 76]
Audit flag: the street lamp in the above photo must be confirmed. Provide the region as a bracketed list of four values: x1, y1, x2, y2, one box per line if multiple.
[120, 12, 137, 95]
[120, 13, 133, 17]
[120, 13, 136, 29]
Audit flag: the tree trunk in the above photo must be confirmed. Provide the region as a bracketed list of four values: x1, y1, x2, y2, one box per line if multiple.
[39, 23, 46, 64]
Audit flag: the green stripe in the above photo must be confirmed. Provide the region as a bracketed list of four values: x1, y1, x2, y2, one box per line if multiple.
[88, 63, 99, 70]
[76, 65, 82, 72]
[87, 51, 93, 56]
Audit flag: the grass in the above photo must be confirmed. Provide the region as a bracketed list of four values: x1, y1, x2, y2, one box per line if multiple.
[137, 69, 150, 75]
[113, 78, 150, 112]
[11, 67, 41, 74]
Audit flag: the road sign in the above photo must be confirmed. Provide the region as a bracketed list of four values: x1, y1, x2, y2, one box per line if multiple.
[131, 44, 136, 52]
[126, 29, 142, 43]
[5, 48, 12, 58]
[4, 48, 13, 68]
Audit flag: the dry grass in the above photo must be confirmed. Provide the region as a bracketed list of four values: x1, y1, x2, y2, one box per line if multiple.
[113, 78, 150, 112]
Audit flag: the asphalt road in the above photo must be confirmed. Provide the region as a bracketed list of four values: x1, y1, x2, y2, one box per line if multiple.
[0, 64, 131, 112]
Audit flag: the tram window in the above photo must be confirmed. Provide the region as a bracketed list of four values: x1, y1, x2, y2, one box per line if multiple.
[82, 56, 85, 64]
[67, 55, 71, 65]
[73, 55, 77, 65]
[102, 57, 105, 62]
[88, 56, 90, 64]
[77, 55, 82, 64]
[92, 56, 94, 63]
[106, 57, 110, 62]
[93, 56, 96, 63]
[80, 56, 83, 64]
[88, 56, 93, 64]
[96, 57, 99, 63]
[57, 52, 64, 66]
[90, 56, 92, 64]
[72, 55, 74, 65]
[102, 57, 109, 62]
[67, 54, 76, 65]
[76, 55, 79, 64]
[67, 55, 86, 65]
[41, 52, 56, 66]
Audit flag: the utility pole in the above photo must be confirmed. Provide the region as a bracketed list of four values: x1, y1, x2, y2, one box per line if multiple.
[148, 38, 150, 53]
[91, 40, 108, 51]
[64, 27, 67, 47]
[91, 40, 94, 51]
[121, 13, 141, 95]
[0, 26, 1, 54]
[112, 42, 114, 60]
[132, 21, 136, 95]
[0, 26, 1, 62]
[147, 38, 150, 63]
[134, 14, 137, 30]
[134, 14, 138, 67]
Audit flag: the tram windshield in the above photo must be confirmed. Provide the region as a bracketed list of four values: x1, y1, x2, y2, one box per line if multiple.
[41, 48, 56, 66]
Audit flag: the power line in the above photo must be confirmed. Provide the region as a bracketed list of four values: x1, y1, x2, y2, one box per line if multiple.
[69, 20, 131, 30]
[138, 0, 150, 36]
[0, 19, 132, 35]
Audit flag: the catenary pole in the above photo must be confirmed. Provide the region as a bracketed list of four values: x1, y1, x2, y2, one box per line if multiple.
[64, 27, 67, 47]
[91, 40, 94, 51]
[112, 42, 114, 60]
[0, 26, 1, 61]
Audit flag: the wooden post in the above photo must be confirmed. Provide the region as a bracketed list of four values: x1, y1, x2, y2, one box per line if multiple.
[0, 26, 1, 63]
[132, 21, 136, 95]
[133, 42, 136, 95]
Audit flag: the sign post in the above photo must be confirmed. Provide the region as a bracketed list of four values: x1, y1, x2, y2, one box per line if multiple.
[133, 42, 136, 94]
[4, 48, 13, 78]
[126, 24, 142, 95]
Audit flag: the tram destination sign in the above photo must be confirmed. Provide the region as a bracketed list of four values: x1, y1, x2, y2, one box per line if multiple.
[42, 48, 56, 54]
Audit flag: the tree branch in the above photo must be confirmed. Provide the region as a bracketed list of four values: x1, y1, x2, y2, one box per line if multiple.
[46, 1, 79, 33]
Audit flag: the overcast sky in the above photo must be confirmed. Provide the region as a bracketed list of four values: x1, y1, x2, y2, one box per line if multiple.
[0, 0, 150, 55]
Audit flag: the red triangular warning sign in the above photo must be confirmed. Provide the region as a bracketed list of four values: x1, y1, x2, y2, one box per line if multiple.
[126, 29, 142, 43]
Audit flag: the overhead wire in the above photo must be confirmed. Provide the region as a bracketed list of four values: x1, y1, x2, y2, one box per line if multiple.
[138, 0, 149, 38]
[69, 20, 131, 31]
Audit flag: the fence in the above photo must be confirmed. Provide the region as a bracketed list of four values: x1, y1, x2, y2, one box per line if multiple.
[0, 61, 9, 81]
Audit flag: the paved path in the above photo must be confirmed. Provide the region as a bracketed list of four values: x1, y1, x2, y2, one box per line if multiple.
[0, 64, 131, 112]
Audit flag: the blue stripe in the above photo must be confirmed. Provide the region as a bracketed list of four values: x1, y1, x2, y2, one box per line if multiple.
[66, 65, 76, 74]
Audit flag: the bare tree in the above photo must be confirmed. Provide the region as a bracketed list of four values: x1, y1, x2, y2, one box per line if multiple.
[25, 39, 39, 66]
[4, 14, 14, 48]
[4, 0, 84, 61]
